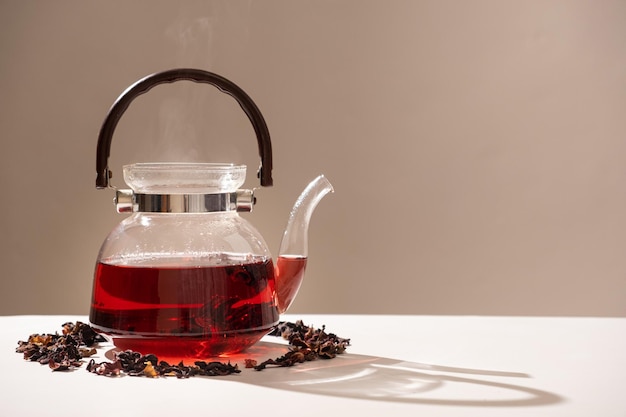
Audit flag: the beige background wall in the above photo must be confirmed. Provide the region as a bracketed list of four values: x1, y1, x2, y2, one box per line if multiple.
[1, 0, 625, 316]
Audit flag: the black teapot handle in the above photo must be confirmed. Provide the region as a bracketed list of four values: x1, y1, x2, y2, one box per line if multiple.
[95, 68, 273, 188]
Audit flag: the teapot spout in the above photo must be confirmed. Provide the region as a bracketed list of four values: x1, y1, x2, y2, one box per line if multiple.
[275, 175, 334, 313]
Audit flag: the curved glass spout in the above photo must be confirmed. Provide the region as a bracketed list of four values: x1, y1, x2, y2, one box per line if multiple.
[275, 175, 334, 313]
[279, 175, 334, 258]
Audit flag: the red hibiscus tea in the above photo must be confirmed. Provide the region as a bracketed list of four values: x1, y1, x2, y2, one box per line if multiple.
[89, 257, 281, 359]
[274, 255, 308, 313]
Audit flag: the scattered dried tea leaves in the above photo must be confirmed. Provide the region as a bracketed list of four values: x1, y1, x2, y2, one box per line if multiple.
[16, 320, 350, 377]
[86, 351, 240, 378]
[15, 321, 106, 372]
[251, 320, 351, 371]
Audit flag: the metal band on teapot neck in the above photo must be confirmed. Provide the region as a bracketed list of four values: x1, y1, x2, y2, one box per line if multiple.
[115, 189, 255, 214]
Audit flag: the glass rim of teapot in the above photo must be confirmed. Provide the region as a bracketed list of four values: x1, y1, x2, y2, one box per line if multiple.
[123, 161, 246, 171]
[122, 162, 248, 195]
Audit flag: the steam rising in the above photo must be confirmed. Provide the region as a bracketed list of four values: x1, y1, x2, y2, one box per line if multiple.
[140, 3, 254, 166]
[147, 14, 216, 163]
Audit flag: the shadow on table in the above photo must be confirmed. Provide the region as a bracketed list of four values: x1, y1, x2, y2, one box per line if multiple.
[104, 341, 563, 407]
[232, 342, 564, 407]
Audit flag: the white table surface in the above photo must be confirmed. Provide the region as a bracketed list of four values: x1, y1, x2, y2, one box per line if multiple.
[1, 314, 625, 416]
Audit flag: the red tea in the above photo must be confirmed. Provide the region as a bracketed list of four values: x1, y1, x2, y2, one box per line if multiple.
[89, 258, 280, 359]
[274, 256, 307, 313]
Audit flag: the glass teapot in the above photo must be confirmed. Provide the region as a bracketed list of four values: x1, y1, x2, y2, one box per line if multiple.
[89, 69, 333, 359]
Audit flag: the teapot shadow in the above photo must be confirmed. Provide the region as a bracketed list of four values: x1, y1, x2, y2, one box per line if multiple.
[230, 342, 564, 407]
[104, 341, 563, 407]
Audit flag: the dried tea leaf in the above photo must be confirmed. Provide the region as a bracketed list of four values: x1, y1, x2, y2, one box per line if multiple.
[17, 320, 350, 378]
[251, 320, 350, 371]
[15, 322, 106, 372]
[143, 361, 158, 378]
[243, 359, 257, 368]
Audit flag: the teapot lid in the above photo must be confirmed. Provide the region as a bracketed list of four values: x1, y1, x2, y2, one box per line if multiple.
[123, 162, 246, 194]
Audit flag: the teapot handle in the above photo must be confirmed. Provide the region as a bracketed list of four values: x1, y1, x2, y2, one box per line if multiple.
[95, 68, 273, 189]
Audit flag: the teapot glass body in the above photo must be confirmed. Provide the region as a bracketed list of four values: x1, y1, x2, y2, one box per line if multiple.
[89, 163, 279, 359]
